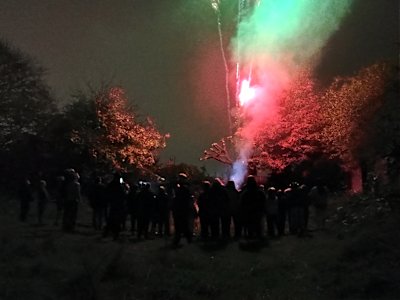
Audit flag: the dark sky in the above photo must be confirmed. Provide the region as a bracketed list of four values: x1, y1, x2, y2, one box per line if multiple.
[0, 0, 398, 174]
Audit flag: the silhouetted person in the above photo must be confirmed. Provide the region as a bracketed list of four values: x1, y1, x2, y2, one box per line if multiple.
[265, 187, 279, 237]
[155, 185, 170, 236]
[197, 181, 212, 240]
[219, 180, 231, 239]
[19, 177, 34, 222]
[299, 184, 311, 236]
[127, 183, 138, 235]
[226, 180, 241, 239]
[308, 181, 329, 231]
[32, 173, 50, 225]
[121, 180, 130, 231]
[240, 176, 266, 239]
[137, 183, 155, 239]
[277, 189, 287, 236]
[62, 169, 81, 232]
[172, 173, 194, 246]
[88, 176, 107, 230]
[53, 175, 65, 226]
[291, 183, 309, 237]
[104, 173, 126, 240]
[284, 183, 297, 234]
[288, 182, 305, 235]
[209, 178, 230, 239]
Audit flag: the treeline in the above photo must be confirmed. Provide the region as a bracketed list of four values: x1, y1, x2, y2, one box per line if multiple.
[254, 64, 400, 192]
[0, 39, 168, 190]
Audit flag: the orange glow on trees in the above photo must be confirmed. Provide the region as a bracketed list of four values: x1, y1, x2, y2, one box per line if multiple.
[95, 87, 167, 170]
[70, 86, 167, 171]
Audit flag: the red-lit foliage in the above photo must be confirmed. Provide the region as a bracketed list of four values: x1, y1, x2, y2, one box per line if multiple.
[202, 63, 391, 178]
[253, 70, 323, 170]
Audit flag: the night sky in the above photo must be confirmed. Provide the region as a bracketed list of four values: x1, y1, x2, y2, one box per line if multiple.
[0, 0, 398, 174]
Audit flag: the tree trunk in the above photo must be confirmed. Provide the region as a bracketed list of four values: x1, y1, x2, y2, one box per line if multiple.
[350, 164, 363, 194]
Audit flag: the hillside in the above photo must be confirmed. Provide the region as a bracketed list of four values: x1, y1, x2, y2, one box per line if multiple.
[1, 193, 399, 300]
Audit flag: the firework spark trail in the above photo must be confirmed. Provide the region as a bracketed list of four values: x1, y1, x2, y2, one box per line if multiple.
[231, 0, 264, 187]
[212, 1, 233, 135]
[235, 1, 257, 106]
[235, 0, 244, 108]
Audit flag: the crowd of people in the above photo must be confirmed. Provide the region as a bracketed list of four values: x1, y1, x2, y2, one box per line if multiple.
[18, 169, 330, 247]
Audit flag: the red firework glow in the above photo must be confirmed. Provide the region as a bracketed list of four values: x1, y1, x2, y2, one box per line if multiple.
[238, 79, 256, 106]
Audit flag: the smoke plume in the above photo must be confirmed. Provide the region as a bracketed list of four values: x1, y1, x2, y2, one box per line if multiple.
[230, 0, 353, 187]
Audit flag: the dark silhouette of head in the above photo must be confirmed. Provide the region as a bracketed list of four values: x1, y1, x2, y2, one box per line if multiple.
[267, 187, 277, 198]
[144, 183, 151, 191]
[246, 175, 257, 190]
[177, 172, 189, 187]
[64, 168, 77, 182]
[213, 178, 224, 187]
[201, 180, 211, 192]
[226, 180, 236, 191]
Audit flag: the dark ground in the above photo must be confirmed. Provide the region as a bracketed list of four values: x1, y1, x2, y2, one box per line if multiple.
[1, 192, 399, 300]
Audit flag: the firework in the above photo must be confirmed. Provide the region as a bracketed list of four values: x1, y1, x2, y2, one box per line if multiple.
[211, 0, 233, 134]
[229, 0, 353, 187]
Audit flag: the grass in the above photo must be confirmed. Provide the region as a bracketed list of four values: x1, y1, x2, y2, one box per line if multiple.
[0, 193, 399, 300]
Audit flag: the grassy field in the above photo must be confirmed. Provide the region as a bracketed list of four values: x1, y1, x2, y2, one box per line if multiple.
[1, 193, 399, 300]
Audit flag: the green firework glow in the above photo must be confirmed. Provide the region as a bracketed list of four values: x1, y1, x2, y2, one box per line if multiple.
[233, 0, 353, 67]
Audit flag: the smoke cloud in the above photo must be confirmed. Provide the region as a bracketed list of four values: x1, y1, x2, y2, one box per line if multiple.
[230, 0, 353, 187]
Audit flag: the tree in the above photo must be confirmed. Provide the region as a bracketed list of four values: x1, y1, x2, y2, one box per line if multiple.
[65, 86, 168, 173]
[157, 162, 208, 185]
[253, 70, 324, 170]
[0, 40, 56, 187]
[202, 64, 392, 192]
[0, 40, 56, 150]
[357, 64, 400, 190]
[361, 64, 399, 160]
[201, 71, 326, 179]
[320, 63, 390, 168]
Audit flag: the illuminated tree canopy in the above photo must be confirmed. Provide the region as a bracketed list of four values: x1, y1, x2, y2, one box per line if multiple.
[203, 62, 394, 178]
[68, 86, 168, 171]
[254, 71, 323, 170]
[320, 63, 391, 168]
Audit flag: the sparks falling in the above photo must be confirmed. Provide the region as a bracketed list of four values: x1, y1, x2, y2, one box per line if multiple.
[238, 79, 256, 106]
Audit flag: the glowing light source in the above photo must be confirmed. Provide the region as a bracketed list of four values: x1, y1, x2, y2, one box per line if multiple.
[238, 79, 256, 106]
